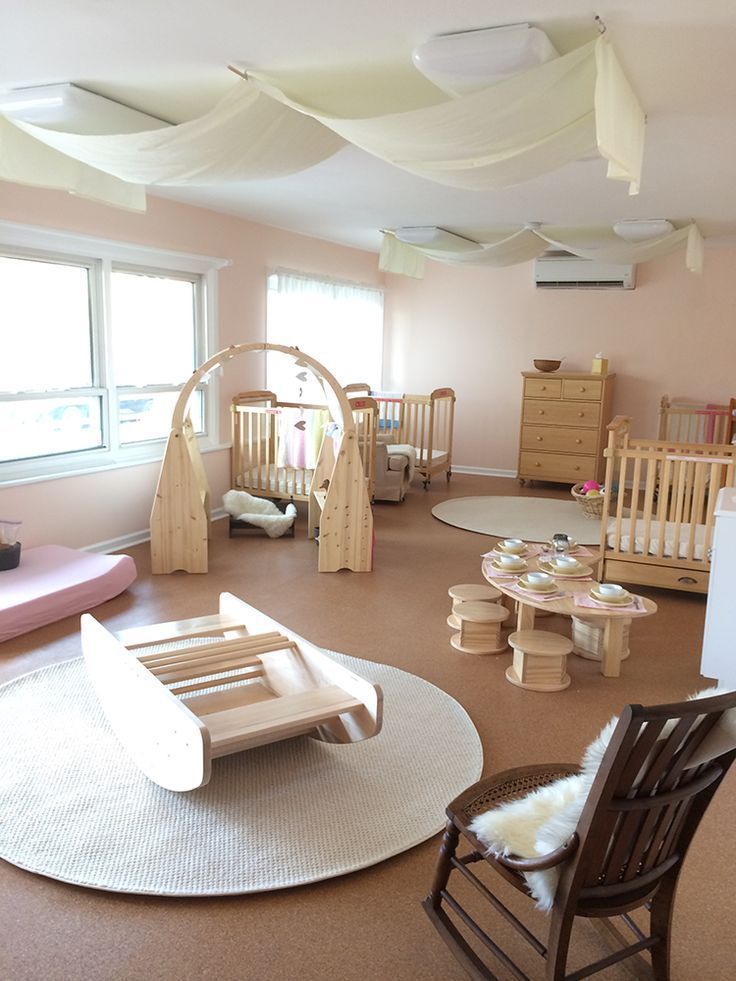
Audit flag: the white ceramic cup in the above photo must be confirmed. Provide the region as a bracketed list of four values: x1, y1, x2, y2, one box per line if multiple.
[526, 571, 552, 585]
[498, 554, 524, 568]
[552, 556, 578, 569]
[598, 583, 625, 597]
[502, 538, 525, 554]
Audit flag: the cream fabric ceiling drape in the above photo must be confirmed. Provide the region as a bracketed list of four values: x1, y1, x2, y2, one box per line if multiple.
[0, 35, 644, 209]
[379, 224, 704, 278]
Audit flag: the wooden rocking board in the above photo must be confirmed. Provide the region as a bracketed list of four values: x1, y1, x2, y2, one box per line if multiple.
[81, 592, 383, 791]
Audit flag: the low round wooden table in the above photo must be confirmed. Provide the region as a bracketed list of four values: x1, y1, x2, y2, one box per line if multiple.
[481, 554, 657, 678]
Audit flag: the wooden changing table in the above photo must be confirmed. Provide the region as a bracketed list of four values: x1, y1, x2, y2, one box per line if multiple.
[482, 554, 657, 678]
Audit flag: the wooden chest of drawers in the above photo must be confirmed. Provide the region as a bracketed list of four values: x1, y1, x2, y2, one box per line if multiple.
[517, 371, 615, 486]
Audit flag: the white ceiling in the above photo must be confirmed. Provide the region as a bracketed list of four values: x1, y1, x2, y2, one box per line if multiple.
[4, 1, 736, 252]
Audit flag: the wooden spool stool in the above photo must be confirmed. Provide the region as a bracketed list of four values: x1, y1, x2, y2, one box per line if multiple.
[506, 630, 573, 692]
[447, 583, 502, 628]
[571, 615, 631, 662]
[450, 601, 509, 655]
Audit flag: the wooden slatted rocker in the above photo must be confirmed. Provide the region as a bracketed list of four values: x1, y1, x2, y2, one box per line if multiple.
[81, 592, 383, 791]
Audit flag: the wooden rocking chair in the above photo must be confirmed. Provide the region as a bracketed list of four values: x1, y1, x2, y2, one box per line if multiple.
[422, 690, 736, 980]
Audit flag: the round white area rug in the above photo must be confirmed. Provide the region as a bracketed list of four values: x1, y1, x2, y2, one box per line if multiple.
[432, 496, 600, 544]
[0, 655, 482, 896]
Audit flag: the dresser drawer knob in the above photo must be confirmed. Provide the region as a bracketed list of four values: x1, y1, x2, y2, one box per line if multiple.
[578, 412, 584, 417]
[575, 438, 582, 444]
[541, 385, 546, 391]
[678, 576, 697, 585]
[574, 466, 580, 471]
[579, 386, 586, 392]
[538, 410, 544, 415]
[535, 462, 541, 467]
[536, 436, 543, 441]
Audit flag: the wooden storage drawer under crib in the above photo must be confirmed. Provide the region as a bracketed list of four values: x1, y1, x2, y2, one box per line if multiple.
[602, 558, 710, 594]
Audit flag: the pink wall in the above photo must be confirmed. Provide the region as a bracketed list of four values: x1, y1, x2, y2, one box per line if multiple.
[0, 183, 382, 549]
[383, 248, 736, 473]
[2, 177, 735, 550]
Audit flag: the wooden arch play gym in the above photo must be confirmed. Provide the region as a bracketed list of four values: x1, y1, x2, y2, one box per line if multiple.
[150, 343, 373, 575]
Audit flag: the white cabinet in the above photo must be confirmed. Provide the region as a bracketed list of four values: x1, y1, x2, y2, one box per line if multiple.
[701, 486, 736, 685]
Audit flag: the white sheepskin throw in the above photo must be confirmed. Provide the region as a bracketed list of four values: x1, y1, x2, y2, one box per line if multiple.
[469, 716, 616, 912]
[223, 490, 297, 539]
[470, 684, 736, 912]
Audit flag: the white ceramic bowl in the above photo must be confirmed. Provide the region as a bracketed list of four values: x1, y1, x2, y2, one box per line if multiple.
[526, 571, 552, 585]
[551, 556, 579, 570]
[498, 554, 525, 568]
[501, 538, 526, 554]
[598, 583, 625, 597]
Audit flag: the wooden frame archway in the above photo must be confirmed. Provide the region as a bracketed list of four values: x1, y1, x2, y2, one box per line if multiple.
[150, 343, 373, 574]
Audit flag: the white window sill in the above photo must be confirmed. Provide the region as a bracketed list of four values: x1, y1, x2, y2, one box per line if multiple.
[0, 440, 231, 488]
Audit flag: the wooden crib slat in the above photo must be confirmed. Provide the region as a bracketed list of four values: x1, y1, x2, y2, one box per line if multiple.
[655, 456, 672, 559]
[670, 459, 686, 557]
[612, 452, 627, 552]
[640, 457, 657, 553]
[627, 455, 642, 556]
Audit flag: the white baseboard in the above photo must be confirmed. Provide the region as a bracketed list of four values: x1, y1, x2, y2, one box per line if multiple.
[85, 507, 229, 554]
[452, 466, 517, 479]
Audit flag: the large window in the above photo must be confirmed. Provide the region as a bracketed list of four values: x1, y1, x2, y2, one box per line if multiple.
[266, 270, 384, 402]
[0, 223, 224, 483]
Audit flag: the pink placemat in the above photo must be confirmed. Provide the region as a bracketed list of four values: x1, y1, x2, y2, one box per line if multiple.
[481, 559, 524, 580]
[500, 583, 568, 603]
[574, 592, 646, 613]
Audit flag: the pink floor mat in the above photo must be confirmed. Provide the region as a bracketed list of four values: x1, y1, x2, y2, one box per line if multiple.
[0, 545, 137, 643]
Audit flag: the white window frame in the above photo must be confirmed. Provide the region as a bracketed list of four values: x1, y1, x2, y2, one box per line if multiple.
[0, 220, 230, 486]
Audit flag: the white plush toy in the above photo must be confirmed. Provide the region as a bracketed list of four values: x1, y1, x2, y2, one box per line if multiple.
[223, 490, 297, 538]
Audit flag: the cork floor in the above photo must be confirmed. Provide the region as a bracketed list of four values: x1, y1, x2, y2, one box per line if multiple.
[1, 473, 733, 981]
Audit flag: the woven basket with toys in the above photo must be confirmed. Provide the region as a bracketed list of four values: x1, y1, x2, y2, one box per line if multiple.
[570, 480, 612, 518]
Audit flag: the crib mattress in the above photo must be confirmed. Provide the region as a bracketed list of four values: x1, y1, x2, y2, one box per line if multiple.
[0, 545, 137, 643]
[606, 517, 709, 561]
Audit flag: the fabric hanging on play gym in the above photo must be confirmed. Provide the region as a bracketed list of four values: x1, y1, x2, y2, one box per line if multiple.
[0, 35, 644, 211]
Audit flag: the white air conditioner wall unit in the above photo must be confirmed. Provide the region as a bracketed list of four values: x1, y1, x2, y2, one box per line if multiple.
[534, 252, 636, 290]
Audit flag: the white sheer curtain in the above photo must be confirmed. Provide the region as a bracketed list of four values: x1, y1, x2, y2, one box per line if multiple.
[265, 271, 384, 404]
[379, 223, 704, 278]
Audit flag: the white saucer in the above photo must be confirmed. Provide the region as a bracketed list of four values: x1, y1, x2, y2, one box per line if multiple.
[519, 575, 558, 594]
[539, 560, 592, 578]
[491, 558, 528, 573]
[589, 587, 633, 605]
[495, 543, 529, 557]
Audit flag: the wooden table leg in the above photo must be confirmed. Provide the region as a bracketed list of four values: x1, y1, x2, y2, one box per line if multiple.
[517, 602, 536, 631]
[601, 617, 625, 677]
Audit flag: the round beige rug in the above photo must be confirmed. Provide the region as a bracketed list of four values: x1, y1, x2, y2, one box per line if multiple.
[432, 496, 601, 544]
[0, 654, 482, 895]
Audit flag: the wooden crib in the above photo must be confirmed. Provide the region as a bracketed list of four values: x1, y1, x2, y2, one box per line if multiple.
[599, 416, 736, 593]
[658, 395, 734, 445]
[231, 391, 377, 504]
[344, 385, 456, 488]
